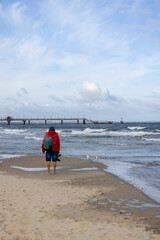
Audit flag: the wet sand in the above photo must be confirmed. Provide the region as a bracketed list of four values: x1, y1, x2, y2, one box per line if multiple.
[0, 155, 160, 240]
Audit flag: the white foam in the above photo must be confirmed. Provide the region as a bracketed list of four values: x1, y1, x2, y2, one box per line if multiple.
[155, 129, 160, 132]
[11, 166, 65, 171]
[56, 129, 63, 134]
[24, 136, 42, 141]
[0, 154, 25, 159]
[142, 138, 160, 142]
[109, 130, 160, 137]
[71, 167, 98, 171]
[62, 128, 160, 138]
[98, 142, 136, 146]
[70, 128, 105, 136]
[124, 202, 160, 208]
[128, 126, 147, 130]
[106, 198, 160, 208]
[0, 129, 28, 135]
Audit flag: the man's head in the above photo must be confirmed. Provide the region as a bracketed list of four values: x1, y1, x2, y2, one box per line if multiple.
[49, 126, 55, 131]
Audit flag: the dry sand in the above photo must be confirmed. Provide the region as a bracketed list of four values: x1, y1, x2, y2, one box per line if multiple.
[0, 155, 160, 240]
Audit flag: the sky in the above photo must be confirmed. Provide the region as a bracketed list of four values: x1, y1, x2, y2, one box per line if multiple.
[0, 0, 160, 122]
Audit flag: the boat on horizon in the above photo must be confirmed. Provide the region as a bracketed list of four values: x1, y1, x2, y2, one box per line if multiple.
[92, 121, 113, 124]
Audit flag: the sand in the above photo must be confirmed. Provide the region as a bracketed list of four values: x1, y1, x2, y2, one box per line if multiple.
[0, 155, 160, 240]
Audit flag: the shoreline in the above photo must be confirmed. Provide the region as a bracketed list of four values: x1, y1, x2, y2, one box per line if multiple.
[1, 153, 159, 204]
[0, 155, 160, 239]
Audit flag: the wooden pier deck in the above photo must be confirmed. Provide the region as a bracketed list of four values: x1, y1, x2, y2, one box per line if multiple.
[0, 116, 88, 125]
[0, 116, 114, 125]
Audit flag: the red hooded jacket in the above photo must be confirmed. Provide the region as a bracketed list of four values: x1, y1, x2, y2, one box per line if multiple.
[41, 130, 60, 153]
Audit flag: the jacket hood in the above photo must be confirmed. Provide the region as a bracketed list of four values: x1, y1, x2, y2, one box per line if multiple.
[47, 130, 58, 138]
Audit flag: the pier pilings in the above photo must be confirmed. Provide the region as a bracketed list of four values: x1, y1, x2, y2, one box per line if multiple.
[3, 116, 88, 125]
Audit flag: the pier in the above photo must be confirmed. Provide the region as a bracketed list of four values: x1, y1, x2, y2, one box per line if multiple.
[0, 116, 88, 125]
[0, 116, 115, 125]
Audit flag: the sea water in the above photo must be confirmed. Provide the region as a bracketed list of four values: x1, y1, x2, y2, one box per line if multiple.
[0, 121, 160, 203]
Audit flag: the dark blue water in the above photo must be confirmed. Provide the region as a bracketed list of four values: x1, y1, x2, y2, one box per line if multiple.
[0, 121, 160, 203]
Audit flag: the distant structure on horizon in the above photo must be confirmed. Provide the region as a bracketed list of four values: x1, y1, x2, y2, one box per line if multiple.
[120, 118, 124, 124]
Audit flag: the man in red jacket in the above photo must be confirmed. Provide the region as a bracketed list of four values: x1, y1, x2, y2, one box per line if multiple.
[42, 126, 60, 175]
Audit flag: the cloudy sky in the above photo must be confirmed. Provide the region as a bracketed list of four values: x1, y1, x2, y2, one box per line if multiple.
[0, 0, 160, 121]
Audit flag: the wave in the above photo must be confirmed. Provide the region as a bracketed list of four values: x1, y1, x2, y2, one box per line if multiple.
[96, 141, 149, 146]
[107, 130, 158, 137]
[128, 126, 147, 130]
[67, 128, 105, 136]
[142, 137, 160, 142]
[134, 161, 160, 168]
[0, 136, 25, 139]
[145, 161, 160, 167]
[155, 129, 160, 132]
[58, 127, 160, 138]
[1, 127, 159, 139]
[24, 136, 42, 141]
[61, 129, 72, 133]
[0, 129, 28, 135]
[69, 129, 160, 137]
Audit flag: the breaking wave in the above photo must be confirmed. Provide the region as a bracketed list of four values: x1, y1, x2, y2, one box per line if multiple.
[142, 138, 160, 142]
[67, 128, 160, 138]
[0, 129, 28, 135]
[24, 136, 42, 141]
[128, 126, 147, 130]
[155, 129, 160, 132]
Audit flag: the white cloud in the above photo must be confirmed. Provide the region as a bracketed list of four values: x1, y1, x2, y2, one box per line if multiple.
[16, 35, 48, 68]
[8, 1, 26, 24]
[76, 82, 119, 103]
[0, 1, 26, 25]
[0, 34, 53, 72]
[44, 0, 131, 55]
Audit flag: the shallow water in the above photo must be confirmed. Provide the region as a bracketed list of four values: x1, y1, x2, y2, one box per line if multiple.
[11, 166, 66, 171]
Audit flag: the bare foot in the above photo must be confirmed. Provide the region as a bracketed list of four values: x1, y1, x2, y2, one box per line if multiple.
[45, 172, 50, 175]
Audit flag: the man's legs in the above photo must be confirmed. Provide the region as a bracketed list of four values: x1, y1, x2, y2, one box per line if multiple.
[47, 161, 51, 175]
[53, 161, 56, 174]
[52, 152, 58, 174]
[46, 151, 51, 175]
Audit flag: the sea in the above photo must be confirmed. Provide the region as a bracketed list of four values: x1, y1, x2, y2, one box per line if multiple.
[0, 121, 160, 204]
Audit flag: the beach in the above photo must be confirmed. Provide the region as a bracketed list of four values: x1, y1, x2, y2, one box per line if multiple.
[0, 155, 160, 240]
